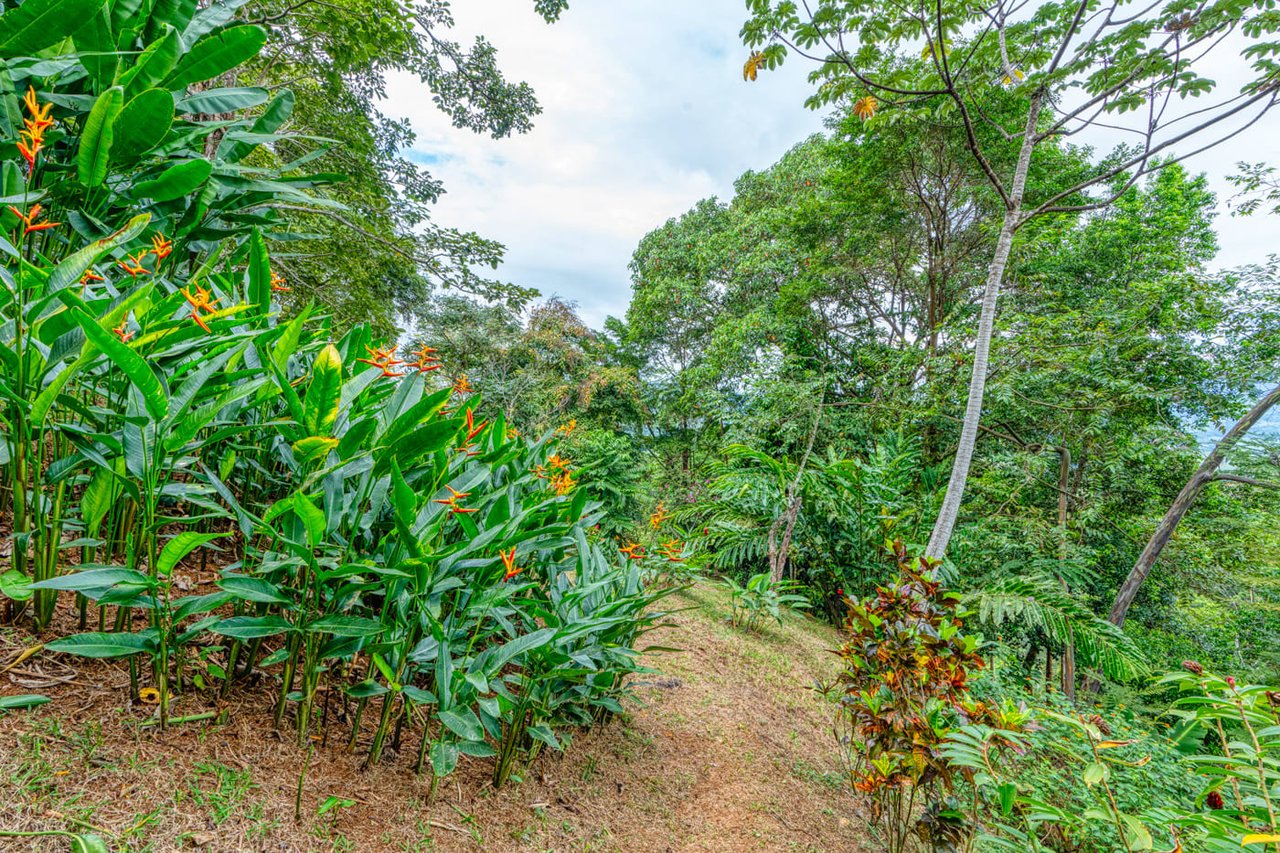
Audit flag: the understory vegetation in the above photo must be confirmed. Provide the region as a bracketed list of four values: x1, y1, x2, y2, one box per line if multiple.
[2, 0, 1280, 850]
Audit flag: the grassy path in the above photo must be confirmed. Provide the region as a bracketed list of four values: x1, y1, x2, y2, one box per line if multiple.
[0, 585, 862, 851]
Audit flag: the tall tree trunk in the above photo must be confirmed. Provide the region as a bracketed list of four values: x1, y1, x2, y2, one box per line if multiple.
[1107, 382, 1280, 627]
[926, 93, 1043, 560]
[1057, 446, 1076, 700]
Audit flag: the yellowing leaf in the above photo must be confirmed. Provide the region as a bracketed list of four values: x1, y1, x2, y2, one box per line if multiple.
[743, 52, 763, 82]
[1242, 835, 1280, 845]
[854, 95, 879, 121]
[1096, 739, 1134, 749]
[138, 687, 161, 705]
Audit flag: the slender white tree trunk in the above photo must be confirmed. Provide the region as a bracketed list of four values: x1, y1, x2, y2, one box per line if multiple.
[925, 95, 1042, 560]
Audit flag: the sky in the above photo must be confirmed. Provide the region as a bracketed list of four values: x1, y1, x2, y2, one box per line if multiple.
[383, 0, 1280, 329]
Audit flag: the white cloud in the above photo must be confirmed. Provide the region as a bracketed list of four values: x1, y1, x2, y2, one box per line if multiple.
[380, 1, 1280, 327]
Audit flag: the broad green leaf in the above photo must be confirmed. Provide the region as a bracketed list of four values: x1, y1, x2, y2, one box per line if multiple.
[70, 833, 111, 853]
[303, 344, 341, 436]
[120, 26, 180, 97]
[208, 615, 291, 639]
[0, 568, 32, 601]
[246, 227, 270, 318]
[71, 308, 168, 421]
[131, 158, 211, 201]
[29, 567, 151, 592]
[157, 531, 226, 577]
[177, 86, 267, 114]
[292, 436, 337, 464]
[0, 0, 109, 57]
[47, 212, 150, 292]
[166, 25, 267, 90]
[305, 615, 383, 638]
[292, 491, 325, 548]
[438, 707, 485, 742]
[0, 694, 50, 710]
[430, 740, 458, 777]
[218, 575, 290, 605]
[72, 4, 117, 87]
[148, 0, 196, 36]
[45, 630, 156, 658]
[223, 88, 294, 162]
[110, 88, 174, 165]
[77, 86, 123, 187]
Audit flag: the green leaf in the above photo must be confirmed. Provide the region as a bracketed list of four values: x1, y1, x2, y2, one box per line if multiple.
[223, 88, 294, 162]
[148, 0, 196, 35]
[303, 344, 342, 436]
[0, 0, 109, 57]
[430, 740, 458, 777]
[120, 25, 180, 97]
[166, 25, 266, 90]
[72, 4, 118, 87]
[30, 567, 150, 592]
[77, 86, 123, 187]
[218, 575, 290, 605]
[291, 436, 337, 464]
[0, 568, 31, 601]
[132, 158, 211, 201]
[110, 88, 174, 165]
[45, 630, 156, 658]
[246, 227, 270, 318]
[305, 615, 383, 638]
[71, 308, 168, 421]
[47, 212, 150, 293]
[177, 86, 267, 114]
[291, 491, 326, 548]
[208, 615, 291, 639]
[1082, 762, 1107, 786]
[438, 707, 485, 742]
[70, 833, 111, 853]
[0, 694, 50, 710]
[157, 532, 226, 577]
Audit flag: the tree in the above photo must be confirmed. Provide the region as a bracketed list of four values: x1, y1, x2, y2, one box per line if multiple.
[742, 0, 1280, 559]
[236, 0, 567, 331]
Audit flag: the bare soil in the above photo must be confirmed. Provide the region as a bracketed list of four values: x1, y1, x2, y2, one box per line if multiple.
[0, 585, 863, 852]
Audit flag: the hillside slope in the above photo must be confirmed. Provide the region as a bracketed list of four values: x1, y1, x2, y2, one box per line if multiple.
[0, 585, 863, 852]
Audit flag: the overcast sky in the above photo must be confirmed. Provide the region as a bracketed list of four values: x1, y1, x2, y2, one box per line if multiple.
[383, 0, 1280, 328]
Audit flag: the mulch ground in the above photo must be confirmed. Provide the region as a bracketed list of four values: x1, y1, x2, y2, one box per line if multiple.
[0, 585, 864, 852]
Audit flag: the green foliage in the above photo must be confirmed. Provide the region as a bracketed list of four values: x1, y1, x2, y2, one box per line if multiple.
[721, 572, 809, 631]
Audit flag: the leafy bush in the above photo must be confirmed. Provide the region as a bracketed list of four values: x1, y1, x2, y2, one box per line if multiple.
[721, 571, 809, 631]
[0, 0, 672, 795]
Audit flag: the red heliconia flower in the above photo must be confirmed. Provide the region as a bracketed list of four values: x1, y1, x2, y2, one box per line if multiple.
[433, 485, 477, 515]
[500, 547, 523, 582]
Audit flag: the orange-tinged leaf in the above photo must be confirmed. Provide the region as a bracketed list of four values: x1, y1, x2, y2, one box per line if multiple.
[854, 95, 879, 121]
[1243, 834, 1280, 844]
[1096, 740, 1134, 749]
[743, 52, 763, 82]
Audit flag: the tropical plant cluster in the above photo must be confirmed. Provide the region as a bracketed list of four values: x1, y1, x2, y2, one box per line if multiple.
[0, 0, 671, 830]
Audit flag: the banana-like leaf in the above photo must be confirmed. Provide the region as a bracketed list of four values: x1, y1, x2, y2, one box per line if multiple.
[119, 25, 180, 97]
[71, 308, 169, 421]
[223, 88, 294, 162]
[110, 88, 174, 165]
[246, 227, 270, 319]
[77, 86, 123, 187]
[157, 531, 226, 577]
[166, 25, 266, 90]
[71, 4, 118, 88]
[177, 86, 267, 114]
[132, 158, 211, 201]
[0, 0, 108, 57]
[303, 344, 341, 436]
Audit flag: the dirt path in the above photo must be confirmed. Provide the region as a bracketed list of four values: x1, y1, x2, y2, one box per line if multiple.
[0, 585, 863, 851]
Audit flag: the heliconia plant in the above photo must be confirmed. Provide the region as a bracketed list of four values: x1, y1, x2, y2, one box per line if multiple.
[0, 0, 672, 791]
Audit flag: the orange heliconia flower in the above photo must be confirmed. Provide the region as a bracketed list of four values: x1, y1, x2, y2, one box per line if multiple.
[556, 419, 577, 436]
[357, 344, 405, 378]
[112, 320, 134, 343]
[507, 427, 521, 439]
[499, 547, 524, 582]
[531, 464, 549, 479]
[433, 485, 477, 515]
[551, 469, 576, 496]
[182, 284, 219, 333]
[452, 374, 474, 394]
[270, 270, 291, 293]
[151, 234, 173, 260]
[546, 454, 571, 471]
[409, 344, 440, 373]
[658, 539, 685, 563]
[649, 502, 671, 530]
[118, 252, 151, 279]
[619, 542, 646, 561]
[8, 204, 59, 237]
[80, 269, 104, 286]
[17, 87, 54, 175]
